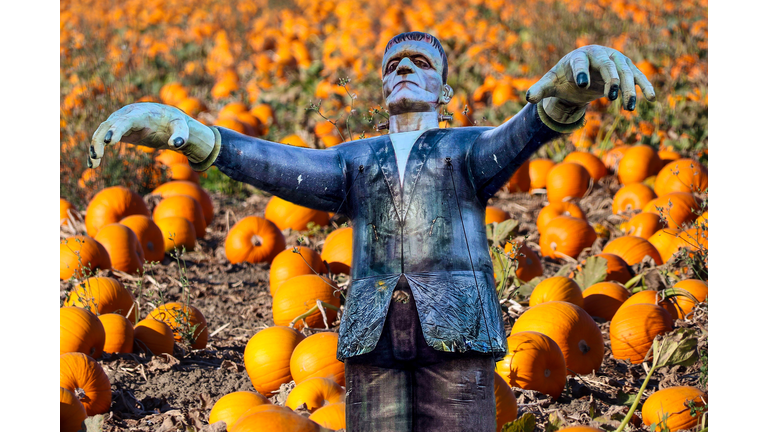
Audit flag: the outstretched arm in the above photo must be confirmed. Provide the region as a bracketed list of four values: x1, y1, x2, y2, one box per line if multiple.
[209, 127, 347, 213]
[90, 103, 347, 213]
[469, 45, 656, 201]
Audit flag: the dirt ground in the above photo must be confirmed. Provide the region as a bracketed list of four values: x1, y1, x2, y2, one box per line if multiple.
[60, 175, 708, 432]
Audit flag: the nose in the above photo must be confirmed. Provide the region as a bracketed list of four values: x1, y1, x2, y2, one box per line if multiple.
[396, 57, 416, 75]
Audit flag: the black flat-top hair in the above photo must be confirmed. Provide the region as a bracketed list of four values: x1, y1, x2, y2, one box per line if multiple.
[383, 32, 448, 84]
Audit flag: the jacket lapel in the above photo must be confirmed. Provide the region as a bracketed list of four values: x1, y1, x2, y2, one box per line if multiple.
[369, 136, 404, 222]
[402, 128, 448, 220]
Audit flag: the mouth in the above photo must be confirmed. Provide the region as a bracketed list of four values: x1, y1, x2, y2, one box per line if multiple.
[394, 80, 419, 88]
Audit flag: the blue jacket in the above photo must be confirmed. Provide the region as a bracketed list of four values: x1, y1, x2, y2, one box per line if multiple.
[205, 102, 574, 361]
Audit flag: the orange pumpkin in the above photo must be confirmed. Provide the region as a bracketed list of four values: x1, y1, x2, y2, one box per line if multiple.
[148, 302, 209, 349]
[166, 162, 200, 184]
[563, 151, 607, 181]
[60, 306, 106, 358]
[496, 331, 566, 399]
[511, 301, 604, 375]
[612, 183, 656, 214]
[618, 290, 680, 319]
[60, 198, 81, 226]
[175, 97, 207, 117]
[231, 407, 321, 432]
[273, 275, 341, 330]
[286, 377, 345, 412]
[150, 181, 214, 225]
[133, 318, 175, 355]
[536, 201, 586, 234]
[642, 192, 700, 229]
[119, 215, 166, 263]
[617, 145, 663, 184]
[269, 246, 327, 296]
[582, 282, 630, 321]
[243, 326, 305, 395]
[153, 194, 207, 238]
[528, 159, 556, 191]
[264, 196, 330, 231]
[60, 386, 88, 432]
[670, 279, 708, 317]
[658, 149, 682, 165]
[642, 386, 707, 431]
[504, 241, 543, 282]
[557, 427, 605, 432]
[494, 372, 519, 432]
[65, 276, 137, 323]
[579, 253, 633, 284]
[209, 391, 270, 430]
[225, 216, 286, 264]
[289, 332, 345, 386]
[485, 206, 511, 224]
[546, 162, 591, 202]
[539, 216, 597, 259]
[94, 223, 146, 274]
[60, 352, 112, 415]
[611, 303, 674, 364]
[155, 216, 197, 253]
[321, 227, 353, 274]
[602, 236, 662, 265]
[159, 82, 188, 105]
[250, 103, 275, 126]
[654, 158, 708, 196]
[155, 150, 189, 167]
[280, 134, 310, 148]
[621, 212, 664, 239]
[85, 186, 150, 237]
[308, 402, 345, 431]
[601, 145, 630, 173]
[60, 235, 112, 280]
[529, 276, 584, 308]
[504, 159, 531, 193]
[99, 313, 134, 354]
[647, 228, 685, 264]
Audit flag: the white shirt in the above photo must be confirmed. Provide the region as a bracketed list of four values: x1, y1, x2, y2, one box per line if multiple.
[389, 129, 428, 186]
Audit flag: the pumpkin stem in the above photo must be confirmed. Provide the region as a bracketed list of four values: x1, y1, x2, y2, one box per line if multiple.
[578, 340, 590, 354]
[75, 387, 86, 400]
[251, 235, 263, 247]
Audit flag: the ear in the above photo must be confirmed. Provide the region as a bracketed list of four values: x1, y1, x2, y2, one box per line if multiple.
[439, 84, 454, 105]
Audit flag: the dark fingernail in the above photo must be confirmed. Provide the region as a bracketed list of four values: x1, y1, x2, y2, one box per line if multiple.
[104, 130, 113, 143]
[87, 157, 93, 169]
[576, 72, 588, 88]
[609, 85, 619, 101]
[89, 145, 97, 159]
[627, 96, 636, 111]
[173, 137, 185, 148]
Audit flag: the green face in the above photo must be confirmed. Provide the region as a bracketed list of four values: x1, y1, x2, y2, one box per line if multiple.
[381, 40, 446, 115]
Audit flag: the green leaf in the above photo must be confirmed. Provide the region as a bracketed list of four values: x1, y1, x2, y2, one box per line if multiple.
[487, 219, 520, 247]
[653, 327, 699, 368]
[515, 276, 542, 301]
[616, 391, 639, 406]
[573, 256, 608, 290]
[553, 264, 574, 278]
[83, 415, 104, 432]
[501, 413, 536, 432]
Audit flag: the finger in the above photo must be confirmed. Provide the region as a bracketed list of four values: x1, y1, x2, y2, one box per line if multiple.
[614, 56, 636, 110]
[89, 120, 111, 167]
[526, 69, 559, 103]
[586, 48, 620, 100]
[628, 59, 656, 102]
[106, 117, 138, 147]
[568, 51, 591, 88]
[167, 117, 190, 149]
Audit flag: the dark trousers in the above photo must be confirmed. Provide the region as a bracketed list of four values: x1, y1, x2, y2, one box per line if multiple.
[345, 276, 496, 432]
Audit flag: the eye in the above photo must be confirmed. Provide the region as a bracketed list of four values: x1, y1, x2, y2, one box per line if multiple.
[386, 61, 398, 74]
[414, 58, 430, 69]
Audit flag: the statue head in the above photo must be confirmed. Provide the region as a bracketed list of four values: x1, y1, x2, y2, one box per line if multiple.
[381, 32, 454, 116]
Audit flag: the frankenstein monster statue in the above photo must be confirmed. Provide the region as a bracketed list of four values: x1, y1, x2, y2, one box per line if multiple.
[91, 32, 655, 432]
